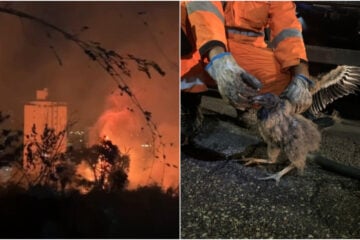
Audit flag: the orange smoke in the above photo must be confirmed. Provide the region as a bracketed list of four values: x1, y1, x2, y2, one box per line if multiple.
[89, 93, 179, 190]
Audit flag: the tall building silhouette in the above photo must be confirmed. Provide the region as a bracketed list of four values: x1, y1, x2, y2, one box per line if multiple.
[23, 88, 67, 166]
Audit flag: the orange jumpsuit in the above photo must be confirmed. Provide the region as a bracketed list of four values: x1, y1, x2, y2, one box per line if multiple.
[183, 1, 308, 95]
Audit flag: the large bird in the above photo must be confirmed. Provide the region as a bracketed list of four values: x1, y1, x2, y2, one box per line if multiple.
[241, 65, 360, 183]
[242, 93, 321, 183]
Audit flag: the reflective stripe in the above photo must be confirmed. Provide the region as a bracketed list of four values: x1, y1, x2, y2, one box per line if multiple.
[269, 28, 302, 49]
[226, 28, 264, 37]
[181, 78, 206, 90]
[187, 2, 224, 23]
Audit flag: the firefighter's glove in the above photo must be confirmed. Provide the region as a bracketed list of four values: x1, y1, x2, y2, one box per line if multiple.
[281, 74, 314, 113]
[205, 52, 262, 109]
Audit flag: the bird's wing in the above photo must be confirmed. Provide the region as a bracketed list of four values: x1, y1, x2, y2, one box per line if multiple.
[309, 65, 360, 115]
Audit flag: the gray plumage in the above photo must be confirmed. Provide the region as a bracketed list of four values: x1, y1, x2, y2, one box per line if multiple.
[309, 65, 360, 115]
[243, 93, 321, 183]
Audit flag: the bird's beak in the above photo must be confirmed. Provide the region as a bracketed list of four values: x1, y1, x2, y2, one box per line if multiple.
[250, 95, 265, 105]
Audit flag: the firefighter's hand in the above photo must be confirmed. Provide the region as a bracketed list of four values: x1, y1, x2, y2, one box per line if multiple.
[205, 52, 262, 109]
[281, 74, 314, 113]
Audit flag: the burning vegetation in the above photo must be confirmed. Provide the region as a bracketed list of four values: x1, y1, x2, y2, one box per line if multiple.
[4, 121, 127, 193]
[20, 123, 132, 194]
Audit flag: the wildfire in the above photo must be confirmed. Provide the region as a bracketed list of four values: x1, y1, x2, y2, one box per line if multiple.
[89, 93, 179, 190]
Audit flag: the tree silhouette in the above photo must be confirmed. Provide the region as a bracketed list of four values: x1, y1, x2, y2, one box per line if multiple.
[86, 137, 130, 191]
[0, 112, 23, 167]
[24, 123, 73, 189]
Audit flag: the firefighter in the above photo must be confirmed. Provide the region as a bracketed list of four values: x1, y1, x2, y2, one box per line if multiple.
[181, 1, 313, 143]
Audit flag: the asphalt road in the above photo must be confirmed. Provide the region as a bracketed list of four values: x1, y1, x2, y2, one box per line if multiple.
[181, 109, 360, 239]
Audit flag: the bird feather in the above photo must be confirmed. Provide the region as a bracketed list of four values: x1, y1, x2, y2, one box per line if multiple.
[309, 65, 360, 115]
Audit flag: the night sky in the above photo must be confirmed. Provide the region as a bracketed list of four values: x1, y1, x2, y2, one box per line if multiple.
[0, 2, 179, 189]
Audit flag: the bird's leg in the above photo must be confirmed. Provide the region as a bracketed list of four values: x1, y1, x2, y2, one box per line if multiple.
[240, 157, 276, 166]
[258, 163, 296, 185]
[241, 144, 280, 166]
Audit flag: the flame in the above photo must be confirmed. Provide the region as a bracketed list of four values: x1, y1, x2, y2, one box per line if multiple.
[89, 94, 179, 190]
[75, 160, 95, 182]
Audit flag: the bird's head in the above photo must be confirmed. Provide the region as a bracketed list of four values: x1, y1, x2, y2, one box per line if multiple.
[251, 93, 282, 120]
[251, 93, 280, 109]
